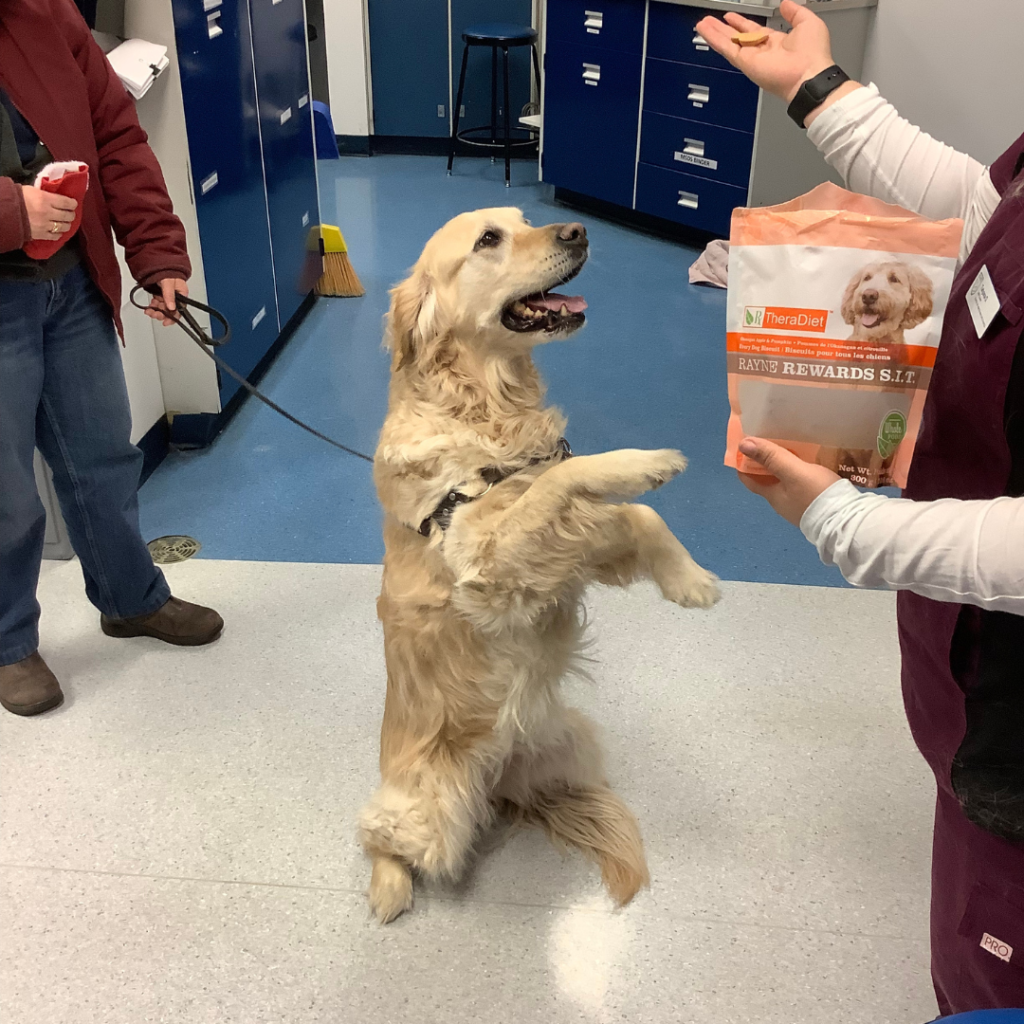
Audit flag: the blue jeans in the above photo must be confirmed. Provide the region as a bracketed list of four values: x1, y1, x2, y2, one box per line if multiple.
[0, 264, 170, 665]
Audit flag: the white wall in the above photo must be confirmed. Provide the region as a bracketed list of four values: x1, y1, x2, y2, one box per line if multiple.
[323, 0, 371, 135]
[860, 0, 1020, 166]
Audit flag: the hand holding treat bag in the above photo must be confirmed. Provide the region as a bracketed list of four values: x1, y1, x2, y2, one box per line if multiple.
[724, 183, 963, 488]
[22, 161, 89, 260]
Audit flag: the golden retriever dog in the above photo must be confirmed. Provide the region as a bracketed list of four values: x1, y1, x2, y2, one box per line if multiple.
[358, 208, 720, 923]
[841, 260, 934, 354]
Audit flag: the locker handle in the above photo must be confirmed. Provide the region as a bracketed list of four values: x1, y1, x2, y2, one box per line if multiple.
[683, 138, 706, 157]
[677, 191, 700, 210]
[582, 63, 601, 86]
[584, 10, 603, 32]
[203, 0, 222, 10]
[688, 84, 710, 104]
[207, 11, 222, 38]
[200, 171, 219, 194]
[280, 106, 293, 125]
[692, 32, 709, 50]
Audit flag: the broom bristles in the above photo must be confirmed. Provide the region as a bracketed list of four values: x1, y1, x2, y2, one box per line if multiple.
[316, 251, 365, 297]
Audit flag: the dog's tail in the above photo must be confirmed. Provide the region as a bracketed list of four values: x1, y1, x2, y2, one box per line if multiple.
[511, 785, 649, 906]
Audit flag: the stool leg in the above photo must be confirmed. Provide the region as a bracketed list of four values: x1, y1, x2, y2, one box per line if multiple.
[502, 45, 511, 187]
[490, 46, 498, 159]
[448, 43, 470, 176]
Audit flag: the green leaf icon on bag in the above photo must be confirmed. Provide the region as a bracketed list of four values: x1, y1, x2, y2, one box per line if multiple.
[745, 309, 754, 325]
[877, 411, 907, 459]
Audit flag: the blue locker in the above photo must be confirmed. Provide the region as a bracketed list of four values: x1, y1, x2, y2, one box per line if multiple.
[542, 39, 641, 207]
[450, 0, 533, 135]
[249, 0, 321, 327]
[367, 0, 450, 136]
[171, 0, 280, 403]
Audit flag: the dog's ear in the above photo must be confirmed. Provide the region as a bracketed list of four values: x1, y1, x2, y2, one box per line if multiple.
[901, 265, 935, 330]
[386, 272, 438, 371]
[841, 269, 862, 325]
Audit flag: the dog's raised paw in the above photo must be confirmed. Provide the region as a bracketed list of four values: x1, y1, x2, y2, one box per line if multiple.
[660, 565, 721, 610]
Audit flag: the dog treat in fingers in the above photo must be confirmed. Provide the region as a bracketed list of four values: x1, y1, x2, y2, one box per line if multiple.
[724, 182, 964, 489]
[732, 30, 769, 46]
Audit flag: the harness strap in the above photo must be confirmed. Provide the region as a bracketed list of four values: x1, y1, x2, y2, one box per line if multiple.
[417, 437, 573, 537]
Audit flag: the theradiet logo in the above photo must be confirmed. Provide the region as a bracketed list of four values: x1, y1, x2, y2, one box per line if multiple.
[743, 306, 829, 333]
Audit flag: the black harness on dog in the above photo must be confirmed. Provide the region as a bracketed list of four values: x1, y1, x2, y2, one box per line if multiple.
[418, 437, 573, 537]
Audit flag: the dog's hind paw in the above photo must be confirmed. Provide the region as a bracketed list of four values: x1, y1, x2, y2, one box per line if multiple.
[660, 564, 721, 610]
[369, 855, 414, 924]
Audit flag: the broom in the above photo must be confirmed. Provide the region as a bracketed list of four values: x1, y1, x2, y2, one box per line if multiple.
[315, 224, 365, 297]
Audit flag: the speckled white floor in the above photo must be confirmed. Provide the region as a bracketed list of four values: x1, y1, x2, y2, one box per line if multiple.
[1, 558, 940, 1024]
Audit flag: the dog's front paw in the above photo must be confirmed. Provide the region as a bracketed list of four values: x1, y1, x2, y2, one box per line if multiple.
[659, 564, 721, 610]
[634, 449, 688, 492]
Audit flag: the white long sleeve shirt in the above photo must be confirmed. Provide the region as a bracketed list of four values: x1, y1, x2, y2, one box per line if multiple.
[796, 85, 1024, 613]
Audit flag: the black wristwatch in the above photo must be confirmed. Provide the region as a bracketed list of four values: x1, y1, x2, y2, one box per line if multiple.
[787, 65, 851, 128]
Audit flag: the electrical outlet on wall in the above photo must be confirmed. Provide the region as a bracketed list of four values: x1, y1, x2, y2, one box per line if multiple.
[437, 105, 445, 117]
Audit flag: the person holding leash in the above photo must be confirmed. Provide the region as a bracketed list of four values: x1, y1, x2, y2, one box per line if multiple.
[1, 0, 223, 717]
[699, 1, 1024, 1014]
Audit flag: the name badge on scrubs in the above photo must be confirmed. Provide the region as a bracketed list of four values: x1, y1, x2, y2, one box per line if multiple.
[966, 265, 1001, 338]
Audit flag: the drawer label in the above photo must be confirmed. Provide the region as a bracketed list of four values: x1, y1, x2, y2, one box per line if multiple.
[675, 151, 718, 171]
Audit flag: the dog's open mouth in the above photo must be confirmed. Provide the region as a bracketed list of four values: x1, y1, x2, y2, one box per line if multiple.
[501, 290, 588, 333]
[860, 313, 882, 328]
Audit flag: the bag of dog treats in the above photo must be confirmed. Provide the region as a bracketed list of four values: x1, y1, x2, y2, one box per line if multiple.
[724, 183, 963, 488]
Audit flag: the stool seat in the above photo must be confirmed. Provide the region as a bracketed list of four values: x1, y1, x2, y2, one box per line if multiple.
[462, 23, 537, 45]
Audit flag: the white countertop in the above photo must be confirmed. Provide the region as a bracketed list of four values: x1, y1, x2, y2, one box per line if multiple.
[656, 0, 878, 13]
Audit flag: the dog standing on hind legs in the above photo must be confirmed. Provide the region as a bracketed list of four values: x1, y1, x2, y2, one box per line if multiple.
[358, 208, 720, 922]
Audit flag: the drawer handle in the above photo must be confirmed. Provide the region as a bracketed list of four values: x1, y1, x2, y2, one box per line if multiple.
[207, 11, 222, 38]
[200, 170, 219, 194]
[692, 32, 710, 51]
[582, 63, 601, 86]
[584, 10, 603, 33]
[203, 0, 222, 10]
[688, 84, 710, 105]
[252, 306, 267, 330]
[298, 93, 309, 108]
[683, 138, 706, 157]
[677, 191, 699, 210]
[280, 106, 293, 125]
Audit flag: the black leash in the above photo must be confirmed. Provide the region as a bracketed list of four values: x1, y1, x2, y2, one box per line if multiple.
[129, 285, 374, 463]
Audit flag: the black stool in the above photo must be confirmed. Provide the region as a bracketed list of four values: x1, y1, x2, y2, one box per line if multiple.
[447, 23, 541, 188]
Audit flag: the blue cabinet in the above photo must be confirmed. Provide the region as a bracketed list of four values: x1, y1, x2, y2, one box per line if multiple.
[171, 0, 279, 395]
[542, 39, 641, 207]
[367, 0, 450, 137]
[545, 0, 646, 54]
[173, 0, 320, 405]
[250, 0, 321, 326]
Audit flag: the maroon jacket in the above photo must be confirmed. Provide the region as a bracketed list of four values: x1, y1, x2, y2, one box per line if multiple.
[0, 0, 190, 335]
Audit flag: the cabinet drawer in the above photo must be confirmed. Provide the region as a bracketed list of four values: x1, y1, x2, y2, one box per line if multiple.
[543, 40, 642, 208]
[545, 0, 646, 54]
[639, 111, 752, 188]
[647, 1, 765, 72]
[634, 162, 746, 235]
[643, 58, 758, 131]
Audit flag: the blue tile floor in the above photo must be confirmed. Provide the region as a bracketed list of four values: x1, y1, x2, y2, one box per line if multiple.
[140, 155, 842, 586]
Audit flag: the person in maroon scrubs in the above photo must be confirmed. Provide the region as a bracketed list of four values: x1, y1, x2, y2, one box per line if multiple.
[699, 2, 1024, 1014]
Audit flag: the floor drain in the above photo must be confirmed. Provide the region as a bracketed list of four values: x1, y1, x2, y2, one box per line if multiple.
[147, 535, 202, 564]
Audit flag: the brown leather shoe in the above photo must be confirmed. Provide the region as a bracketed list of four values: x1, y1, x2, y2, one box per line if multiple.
[101, 596, 224, 647]
[0, 653, 64, 716]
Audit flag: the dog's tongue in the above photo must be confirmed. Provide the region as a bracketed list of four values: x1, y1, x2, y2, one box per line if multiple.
[526, 291, 587, 314]
[861, 313, 881, 328]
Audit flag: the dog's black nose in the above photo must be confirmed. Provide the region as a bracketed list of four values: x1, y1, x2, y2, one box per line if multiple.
[557, 222, 588, 247]
[862, 289, 879, 305]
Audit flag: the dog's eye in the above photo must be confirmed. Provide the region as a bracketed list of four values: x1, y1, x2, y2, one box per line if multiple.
[889, 274, 900, 284]
[475, 230, 502, 250]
